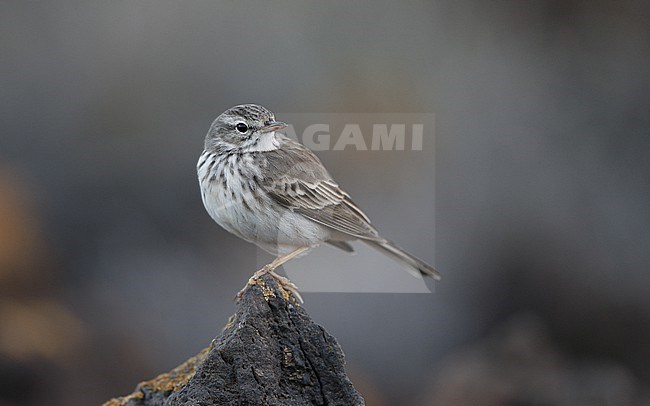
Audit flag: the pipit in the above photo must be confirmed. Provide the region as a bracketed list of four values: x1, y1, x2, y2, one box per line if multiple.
[198, 104, 440, 301]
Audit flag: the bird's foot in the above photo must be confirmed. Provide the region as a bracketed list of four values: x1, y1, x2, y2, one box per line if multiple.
[235, 265, 303, 303]
[266, 270, 303, 303]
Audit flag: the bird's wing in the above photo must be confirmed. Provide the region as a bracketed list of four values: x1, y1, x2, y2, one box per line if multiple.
[267, 178, 381, 240]
[259, 139, 381, 241]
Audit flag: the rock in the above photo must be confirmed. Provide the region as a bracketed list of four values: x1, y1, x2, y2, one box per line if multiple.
[104, 274, 364, 406]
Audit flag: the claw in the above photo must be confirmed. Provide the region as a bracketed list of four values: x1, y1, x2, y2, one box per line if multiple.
[267, 271, 303, 303]
[235, 265, 303, 303]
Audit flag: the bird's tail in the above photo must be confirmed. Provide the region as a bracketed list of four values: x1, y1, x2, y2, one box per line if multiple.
[365, 239, 441, 280]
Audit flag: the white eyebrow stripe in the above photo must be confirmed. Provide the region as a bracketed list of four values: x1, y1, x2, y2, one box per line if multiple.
[221, 116, 241, 126]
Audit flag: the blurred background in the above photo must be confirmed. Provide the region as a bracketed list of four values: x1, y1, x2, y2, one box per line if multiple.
[1, 1, 649, 405]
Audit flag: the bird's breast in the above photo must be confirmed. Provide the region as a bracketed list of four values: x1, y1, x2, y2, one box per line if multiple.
[197, 150, 331, 254]
[198, 152, 259, 236]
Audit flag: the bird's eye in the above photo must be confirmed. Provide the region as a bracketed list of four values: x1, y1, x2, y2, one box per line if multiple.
[235, 123, 249, 133]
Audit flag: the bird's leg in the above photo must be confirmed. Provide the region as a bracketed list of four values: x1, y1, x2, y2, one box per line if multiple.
[267, 246, 311, 271]
[236, 246, 311, 302]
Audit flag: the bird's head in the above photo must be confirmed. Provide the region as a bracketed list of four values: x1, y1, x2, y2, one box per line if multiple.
[205, 104, 287, 152]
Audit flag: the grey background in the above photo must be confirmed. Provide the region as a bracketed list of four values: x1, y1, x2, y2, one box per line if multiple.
[1, 1, 648, 405]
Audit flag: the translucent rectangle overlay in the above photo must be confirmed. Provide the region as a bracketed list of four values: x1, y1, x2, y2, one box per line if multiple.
[255, 113, 437, 293]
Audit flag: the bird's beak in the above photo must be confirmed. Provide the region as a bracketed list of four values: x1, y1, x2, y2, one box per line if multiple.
[261, 121, 287, 133]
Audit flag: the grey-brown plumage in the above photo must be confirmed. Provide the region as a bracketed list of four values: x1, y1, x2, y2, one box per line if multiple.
[198, 104, 440, 299]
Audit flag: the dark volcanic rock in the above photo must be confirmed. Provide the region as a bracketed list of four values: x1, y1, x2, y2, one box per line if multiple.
[104, 274, 364, 406]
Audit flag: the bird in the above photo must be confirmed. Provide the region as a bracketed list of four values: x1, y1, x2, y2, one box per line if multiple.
[197, 104, 440, 301]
